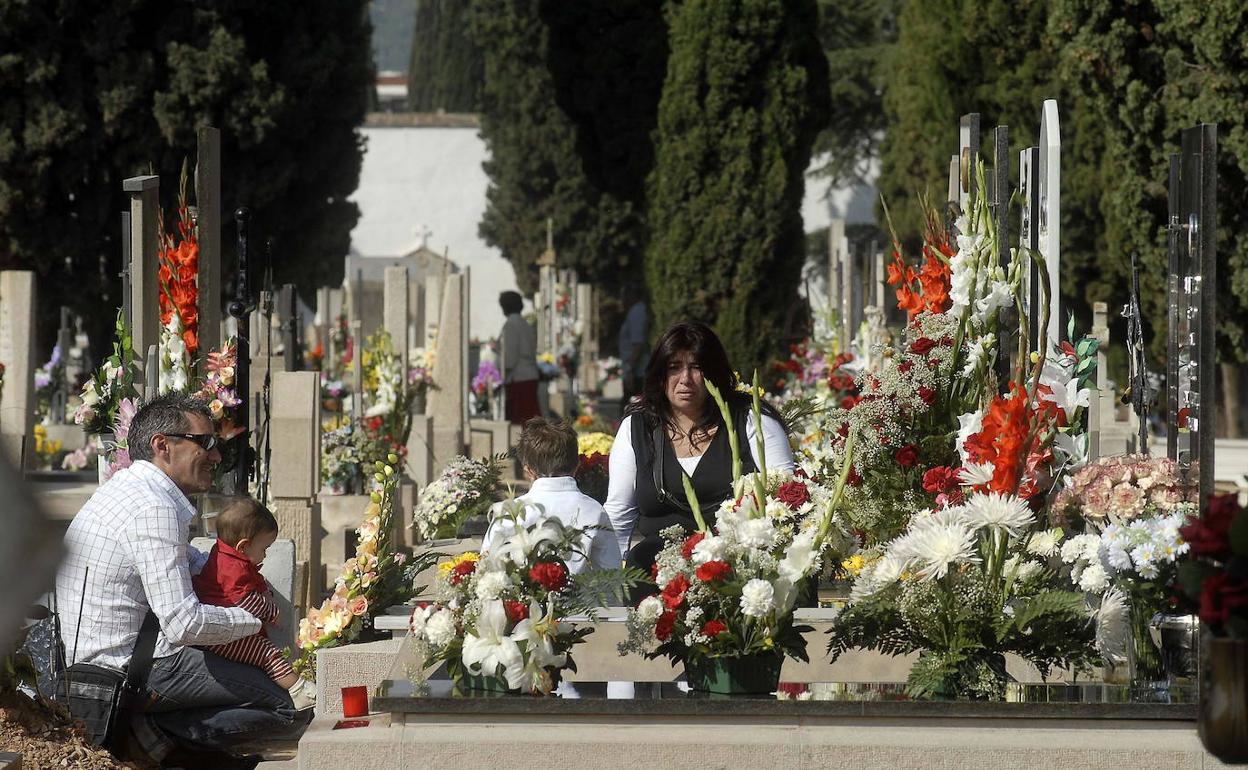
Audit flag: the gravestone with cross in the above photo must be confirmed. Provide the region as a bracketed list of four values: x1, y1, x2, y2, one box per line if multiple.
[1166, 123, 1217, 504]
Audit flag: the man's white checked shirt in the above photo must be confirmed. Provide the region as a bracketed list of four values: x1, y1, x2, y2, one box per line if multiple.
[55, 460, 260, 669]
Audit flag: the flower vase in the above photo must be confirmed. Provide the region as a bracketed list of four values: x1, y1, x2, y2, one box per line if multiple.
[1199, 633, 1248, 763]
[911, 651, 1009, 700]
[684, 653, 784, 695]
[1148, 613, 1198, 684]
[93, 432, 113, 485]
[1126, 604, 1167, 699]
[411, 390, 426, 416]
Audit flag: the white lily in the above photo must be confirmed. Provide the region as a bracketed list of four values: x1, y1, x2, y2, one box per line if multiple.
[508, 598, 567, 693]
[462, 600, 522, 681]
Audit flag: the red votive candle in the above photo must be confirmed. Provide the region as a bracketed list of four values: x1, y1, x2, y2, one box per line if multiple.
[341, 686, 369, 718]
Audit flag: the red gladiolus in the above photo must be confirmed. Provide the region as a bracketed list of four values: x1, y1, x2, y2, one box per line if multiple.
[909, 338, 937, 355]
[694, 560, 733, 583]
[775, 480, 811, 509]
[529, 561, 569, 592]
[503, 600, 529, 623]
[655, 610, 676, 641]
[700, 619, 728, 637]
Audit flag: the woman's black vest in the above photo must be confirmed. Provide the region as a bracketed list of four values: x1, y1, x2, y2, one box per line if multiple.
[628, 401, 757, 545]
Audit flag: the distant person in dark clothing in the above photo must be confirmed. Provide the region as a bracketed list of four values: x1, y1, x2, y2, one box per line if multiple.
[498, 291, 540, 424]
[617, 285, 649, 403]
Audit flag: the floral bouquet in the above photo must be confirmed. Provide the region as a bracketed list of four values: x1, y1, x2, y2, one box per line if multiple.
[828, 491, 1098, 699]
[157, 160, 199, 359]
[33, 344, 65, 421]
[412, 455, 504, 540]
[1051, 455, 1195, 528]
[295, 455, 429, 676]
[320, 417, 364, 494]
[74, 311, 142, 435]
[320, 373, 348, 413]
[573, 431, 613, 503]
[195, 338, 244, 440]
[408, 346, 436, 398]
[536, 351, 560, 382]
[408, 502, 635, 694]
[471, 360, 502, 417]
[619, 379, 855, 690]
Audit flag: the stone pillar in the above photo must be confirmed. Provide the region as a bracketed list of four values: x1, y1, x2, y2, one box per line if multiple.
[423, 274, 443, 348]
[576, 284, 599, 394]
[0, 271, 36, 468]
[426, 273, 467, 470]
[270, 371, 322, 607]
[124, 175, 160, 369]
[409, 281, 425, 357]
[402, 414, 435, 547]
[195, 126, 222, 366]
[384, 266, 410, 375]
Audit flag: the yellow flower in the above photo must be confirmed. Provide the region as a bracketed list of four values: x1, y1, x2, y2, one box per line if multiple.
[577, 432, 614, 456]
[538, 352, 556, 365]
[840, 554, 866, 576]
[438, 551, 479, 575]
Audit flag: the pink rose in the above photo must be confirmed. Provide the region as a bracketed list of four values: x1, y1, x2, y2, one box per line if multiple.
[348, 596, 369, 616]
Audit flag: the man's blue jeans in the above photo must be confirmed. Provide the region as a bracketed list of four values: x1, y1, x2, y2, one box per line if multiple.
[132, 646, 311, 759]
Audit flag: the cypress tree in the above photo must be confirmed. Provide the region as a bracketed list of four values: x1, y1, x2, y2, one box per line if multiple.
[644, 0, 830, 374]
[407, 0, 483, 112]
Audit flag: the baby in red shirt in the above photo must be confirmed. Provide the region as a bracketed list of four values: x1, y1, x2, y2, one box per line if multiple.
[192, 497, 315, 710]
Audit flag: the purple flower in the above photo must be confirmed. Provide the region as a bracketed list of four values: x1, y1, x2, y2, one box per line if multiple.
[472, 360, 502, 394]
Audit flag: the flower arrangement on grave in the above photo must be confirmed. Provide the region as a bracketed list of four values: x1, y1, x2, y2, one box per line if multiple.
[826, 489, 1099, 699]
[157, 161, 199, 358]
[31, 424, 65, 470]
[319, 372, 348, 413]
[618, 381, 856, 692]
[408, 346, 436, 399]
[60, 442, 98, 472]
[294, 455, 432, 676]
[471, 359, 502, 417]
[411, 455, 504, 540]
[33, 344, 65, 422]
[320, 416, 364, 494]
[362, 330, 410, 422]
[536, 351, 560, 382]
[74, 311, 142, 435]
[195, 338, 244, 440]
[594, 355, 621, 392]
[407, 501, 635, 694]
[102, 397, 138, 479]
[573, 396, 612, 434]
[1048, 454, 1197, 676]
[1177, 495, 1248, 638]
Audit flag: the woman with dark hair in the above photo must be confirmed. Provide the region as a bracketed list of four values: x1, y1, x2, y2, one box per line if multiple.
[498, 290, 540, 424]
[604, 322, 794, 590]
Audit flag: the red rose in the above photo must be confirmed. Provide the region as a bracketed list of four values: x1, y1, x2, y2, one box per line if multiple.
[503, 600, 529, 623]
[529, 561, 569, 592]
[895, 445, 919, 468]
[681, 532, 706, 560]
[917, 386, 936, 405]
[694, 560, 733, 583]
[655, 610, 676, 641]
[909, 338, 937, 355]
[700, 619, 728, 637]
[449, 560, 477, 585]
[846, 467, 862, 487]
[660, 573, 690, 609]
[922, 466, 960, 494]
[829, 374, 856, 391]
[897, 360, 913, 374]
[775, 480, 811, 510]
[1199, 573, 1248, 626]
[1179, 494, 1242, 558]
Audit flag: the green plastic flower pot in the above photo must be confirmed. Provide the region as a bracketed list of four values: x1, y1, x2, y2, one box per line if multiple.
[684, 653, 784, 694]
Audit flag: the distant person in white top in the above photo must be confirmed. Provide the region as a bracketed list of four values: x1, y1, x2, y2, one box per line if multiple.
[498, 290, 541, 424]
[602, 322, 793, 602]
[55, 393, 310, 768]
[483, 417, 621, 573]
[617, 285, 649, 403]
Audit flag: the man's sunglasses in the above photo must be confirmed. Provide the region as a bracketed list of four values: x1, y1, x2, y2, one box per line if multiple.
[163, 433, 220, 451]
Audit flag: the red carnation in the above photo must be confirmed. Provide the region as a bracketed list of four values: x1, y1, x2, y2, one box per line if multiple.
[895, 445, 919, 468]
[661, 573, 691, 609]
[529, 561, 569, 592]
[700, 619, 728, 637]
[846, 467, 862, 487]
[503, 600, 529, 623]
[918, 386, 937, 405]
[909, 338, 937, 355]
[681, 532, 706, 560]
[775, 480, 811, 510]
[694, 560, 733, 583]
[655, 610, 676, 641]
[897, 360, 913, 374]
[449, 560, 477, 585]
[922, 466, 960, 494]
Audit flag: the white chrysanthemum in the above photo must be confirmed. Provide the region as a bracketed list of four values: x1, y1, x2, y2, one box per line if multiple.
[958, 462, 995, 486]
[919, 506, 969, 528]
[963, 492, 1034, 536]
[1060, 533, 1101, 565]
[425, 608, 457, 648]
[1026, 529, 1062, 557]
[1103, 544, 1132, 572]
[409, 605, 434, 639]
[740, 579, 775, 617]
[474, 570, 509, 601]
[1095, 586, 1131, 659]
[737, 518, 777, 549]
[636, 595, 663, 624]
[1078, 562, 1109, 593]
[904, 522, 979, 580]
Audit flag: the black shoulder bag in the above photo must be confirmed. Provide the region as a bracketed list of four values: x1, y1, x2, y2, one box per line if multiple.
[60, 611, 160, 750]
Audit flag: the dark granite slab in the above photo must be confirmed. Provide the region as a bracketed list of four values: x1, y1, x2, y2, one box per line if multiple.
[373, 678, 1197, 721]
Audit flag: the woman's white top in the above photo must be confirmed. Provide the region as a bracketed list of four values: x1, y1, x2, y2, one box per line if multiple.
[604, 412, 794, 559]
